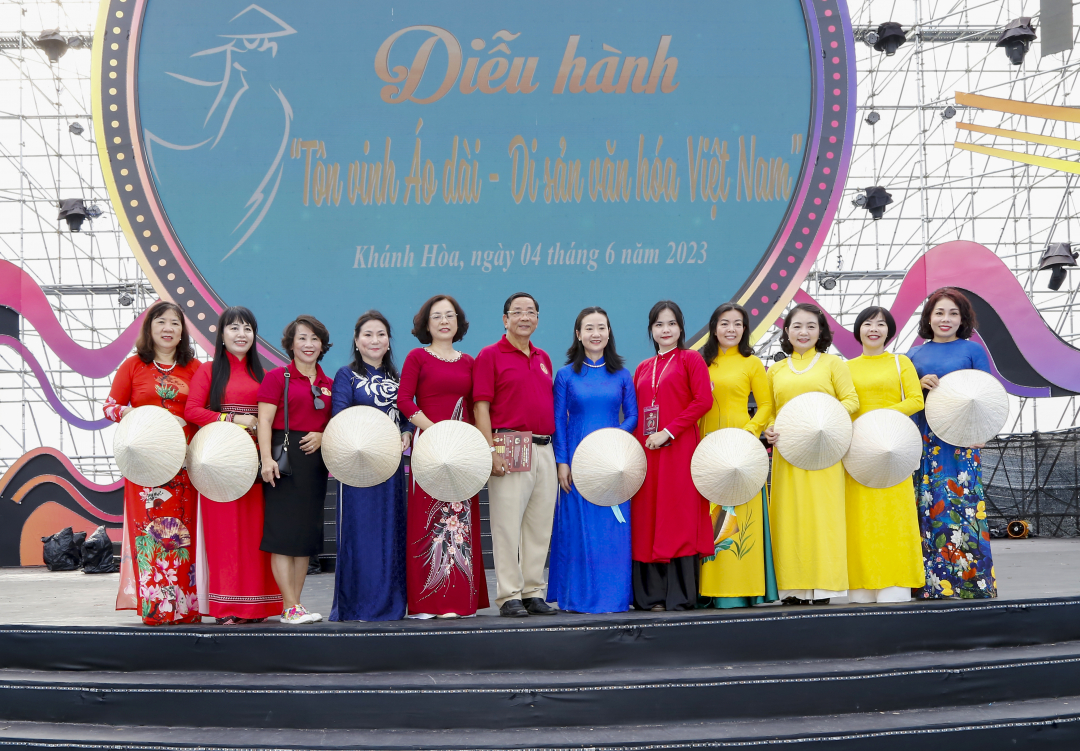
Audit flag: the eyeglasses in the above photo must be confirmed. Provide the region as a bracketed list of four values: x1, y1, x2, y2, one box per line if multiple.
[311, 383, 325, 410]
[429, 313, 457, 322]
[508, 310, 538, 319]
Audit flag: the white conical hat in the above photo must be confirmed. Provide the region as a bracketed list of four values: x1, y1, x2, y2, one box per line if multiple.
[774, 391, 853, 471]
[411, 420, 491, 502]
[843, 408, 923, 488]
[691, 428, 769, 506]
[112, 405, 188, 488]
[186, 422, 259, 502]
[571, 428, 647, 507]
[321, 406, 402, 488]
[925, 369, 1009, 447]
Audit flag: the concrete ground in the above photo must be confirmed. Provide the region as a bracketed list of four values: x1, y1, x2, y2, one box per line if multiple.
[0, 538, 1076, 627]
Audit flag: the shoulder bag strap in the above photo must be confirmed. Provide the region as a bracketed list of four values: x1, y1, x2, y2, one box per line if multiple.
[282, 369, 291, 447]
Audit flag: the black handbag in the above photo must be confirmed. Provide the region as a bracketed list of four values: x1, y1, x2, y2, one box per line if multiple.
[270, 370, 293, 476]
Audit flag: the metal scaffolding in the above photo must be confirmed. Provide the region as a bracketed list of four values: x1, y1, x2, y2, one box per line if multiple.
[0, 0, 1078, 481]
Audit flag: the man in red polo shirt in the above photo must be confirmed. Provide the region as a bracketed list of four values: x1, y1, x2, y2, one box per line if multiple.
[473, 292, 559, 617]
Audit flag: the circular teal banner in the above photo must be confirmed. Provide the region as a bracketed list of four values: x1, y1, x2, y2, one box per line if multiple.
[102, 0, 854, 364]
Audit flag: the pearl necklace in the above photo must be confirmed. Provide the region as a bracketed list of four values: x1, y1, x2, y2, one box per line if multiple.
[787, 352, 821, 375]
[153, 360, 176, 373]
[424, 347, 462, 363]
[584, 359, 605, 369]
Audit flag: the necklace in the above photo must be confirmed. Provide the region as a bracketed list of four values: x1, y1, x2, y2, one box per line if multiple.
[584, 360, 605, 369]
[787, 352, 822, 375]
[424, 347, 462, 363]
[153, 360, 176, 373]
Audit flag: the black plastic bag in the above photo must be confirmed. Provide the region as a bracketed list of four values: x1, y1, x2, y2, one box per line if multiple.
[81, 526, 118, 574]
[41, 527, 81, 571]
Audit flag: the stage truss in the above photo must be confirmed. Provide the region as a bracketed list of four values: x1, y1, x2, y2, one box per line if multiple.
[1, 0, 1078, 482]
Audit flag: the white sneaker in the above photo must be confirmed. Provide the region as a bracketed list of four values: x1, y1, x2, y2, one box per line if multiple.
[296, 605, 322, 624]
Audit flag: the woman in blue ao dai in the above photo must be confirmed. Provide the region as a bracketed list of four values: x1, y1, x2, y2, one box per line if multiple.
[907, 288, 997, 600]
[548, 307, 638, 613]
[330, 311, 413, 620]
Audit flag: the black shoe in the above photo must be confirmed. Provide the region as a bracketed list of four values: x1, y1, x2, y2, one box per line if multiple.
[523, 597, 559, 615]
[500, 599, 529, 617]
[781, 596, 812, 606]
[811, 598, 831, 606]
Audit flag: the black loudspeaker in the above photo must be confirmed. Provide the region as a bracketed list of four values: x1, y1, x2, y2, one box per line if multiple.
[0, 306, 18, 340]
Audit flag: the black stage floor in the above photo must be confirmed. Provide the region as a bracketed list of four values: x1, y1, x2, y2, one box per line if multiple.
[1, 539, 1079, 749]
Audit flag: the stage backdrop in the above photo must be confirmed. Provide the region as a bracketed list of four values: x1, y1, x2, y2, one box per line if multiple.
[93, 0, 855, 366]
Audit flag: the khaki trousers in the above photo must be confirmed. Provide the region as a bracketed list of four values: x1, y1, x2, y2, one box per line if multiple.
[486, 442, 557, 607]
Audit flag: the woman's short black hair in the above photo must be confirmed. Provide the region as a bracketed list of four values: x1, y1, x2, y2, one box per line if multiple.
[918, 287, 978, 340]
[411, 295, 469, 344]
[853, 306, 897, 345]
[700, 303, 754, 364]
[281, 315, 332, 362]
[565, 306, 625, 374]
[780, 303, 832, 354]
[647, 300, 686, 352]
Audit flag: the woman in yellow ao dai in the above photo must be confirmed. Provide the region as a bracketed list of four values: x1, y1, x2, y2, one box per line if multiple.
[762, 303, 858, 604]
[697, 304, 777, 607]
[844, 307, 925, 603]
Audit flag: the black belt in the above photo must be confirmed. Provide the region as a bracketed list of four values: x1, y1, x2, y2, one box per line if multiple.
[494, 428, 551, 446]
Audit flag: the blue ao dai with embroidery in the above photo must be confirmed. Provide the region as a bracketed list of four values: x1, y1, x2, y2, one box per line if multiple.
[330, 363, 411, 621]
[548, 358, 638, 613]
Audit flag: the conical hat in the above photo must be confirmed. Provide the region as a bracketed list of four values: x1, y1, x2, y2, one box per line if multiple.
[112, 405, 187, 488]
[187, 422, 259, 502]
[843, 408, 922, 488]
[571, 428, 647, 507]
[925, 369, 1009, 447]
[691, 428, 769, 506]
[774, 391, 853, 471]
[411, 420, 491, 502]
[321, 406, 402, 488]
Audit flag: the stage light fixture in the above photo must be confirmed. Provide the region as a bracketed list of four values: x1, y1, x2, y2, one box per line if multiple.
[818, 273, 838, 291]
[772, 352, 788, 363]
[862, 186, 893, 220]
[118, 291, 134, 307]
[67, 36, 87, 50]
[997, 18, 1037, 66]
[1006, 519, 1030, 539]
[851, 193, 868, 208]
[865, 111, 881, 126]
[941, 106, 957, 120]
[873, 22, 906, 56]
[1038, 242, 1077, 291]
[85, 203, 104, 219]
[864, 30, 880, 47]
[57, 199, 89, 232]
[68, 122, 84, 136]
[33, 30, 69, 63]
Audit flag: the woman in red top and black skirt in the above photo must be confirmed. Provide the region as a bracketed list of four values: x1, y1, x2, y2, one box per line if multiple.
[185, 307, 282, 624]
[104, 301, 202, 625]
[397, 295, 490, 618]
[257, 315, 334, 625]
[631, 301, 713, 612]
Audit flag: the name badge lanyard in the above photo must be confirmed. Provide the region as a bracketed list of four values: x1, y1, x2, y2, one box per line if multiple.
[644, 352, 675, 436]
